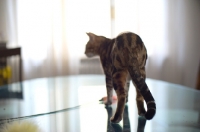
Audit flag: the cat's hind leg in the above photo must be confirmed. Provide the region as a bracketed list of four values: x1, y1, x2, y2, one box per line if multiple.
[110, 69, 128, 123]
[125, 75, 131, 103]
[135, 88, 146, 116]
[133, 67, 147, 116]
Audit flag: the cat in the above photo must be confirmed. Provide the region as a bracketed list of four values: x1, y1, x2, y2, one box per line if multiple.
[84, 32, 156, 123]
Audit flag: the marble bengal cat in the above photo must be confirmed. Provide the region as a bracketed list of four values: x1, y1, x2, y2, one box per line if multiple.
[84, 32, 156, 123]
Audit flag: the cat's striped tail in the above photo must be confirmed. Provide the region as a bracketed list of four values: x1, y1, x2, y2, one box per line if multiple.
[140, 83, 156, 120]
[128, 67, 156, 120]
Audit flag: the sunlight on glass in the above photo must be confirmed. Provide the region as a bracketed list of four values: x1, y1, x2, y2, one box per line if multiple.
[78, 85, 107, 132]
[22, 80, 49, 115]
[78, 85, 106, 105]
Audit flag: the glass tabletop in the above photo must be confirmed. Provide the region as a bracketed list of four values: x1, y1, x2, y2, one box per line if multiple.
[0, 75, 199, 132]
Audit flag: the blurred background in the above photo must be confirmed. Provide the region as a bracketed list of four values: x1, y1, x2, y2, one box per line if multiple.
[0, 0, 199, 89]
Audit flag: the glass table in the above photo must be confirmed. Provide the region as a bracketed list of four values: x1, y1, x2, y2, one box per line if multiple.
[0, 75, 199, 132]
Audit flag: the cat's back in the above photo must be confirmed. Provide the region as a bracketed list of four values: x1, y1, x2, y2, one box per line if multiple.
[114, 32, 145, 50]
[112, 32, 147, 68]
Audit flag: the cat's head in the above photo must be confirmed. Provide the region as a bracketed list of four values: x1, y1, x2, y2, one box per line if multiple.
[85, 32, 99, 58]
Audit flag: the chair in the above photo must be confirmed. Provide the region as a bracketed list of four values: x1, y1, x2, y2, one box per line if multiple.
[0, 46, 22, 83]
[0, 45, 23, 99]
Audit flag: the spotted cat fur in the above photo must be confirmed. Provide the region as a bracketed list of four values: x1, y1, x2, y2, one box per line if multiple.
[85, 32, 156, 123]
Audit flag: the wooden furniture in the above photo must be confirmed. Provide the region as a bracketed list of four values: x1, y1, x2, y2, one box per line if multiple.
[0, 47, 22, 83]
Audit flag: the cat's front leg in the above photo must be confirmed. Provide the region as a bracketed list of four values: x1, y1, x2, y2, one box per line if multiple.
[110, 70, 128, 123]
[105, 75, 113, 105]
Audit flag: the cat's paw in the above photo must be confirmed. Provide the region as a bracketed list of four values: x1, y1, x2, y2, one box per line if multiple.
[99, 96, 117, 105]
[110, 115, 122, 123]
[105, 100, 112, 105]
[99, 97, 112, 105]
[138, 109, 146, 116]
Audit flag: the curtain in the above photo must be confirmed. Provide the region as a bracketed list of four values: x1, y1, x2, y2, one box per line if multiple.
[17, 0, 69, 80]
[160, 0, 200, 88]
[0, 0, 19, 83]
[2, 0, 200, 88]
[113, 0, 200, 88]
[19, 0, 110, 79]
[3, 0, 110, 80]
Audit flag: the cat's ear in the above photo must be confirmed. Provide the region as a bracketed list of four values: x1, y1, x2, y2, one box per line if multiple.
[86, 32, 90, 38]
[86, 32, 95, 41]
